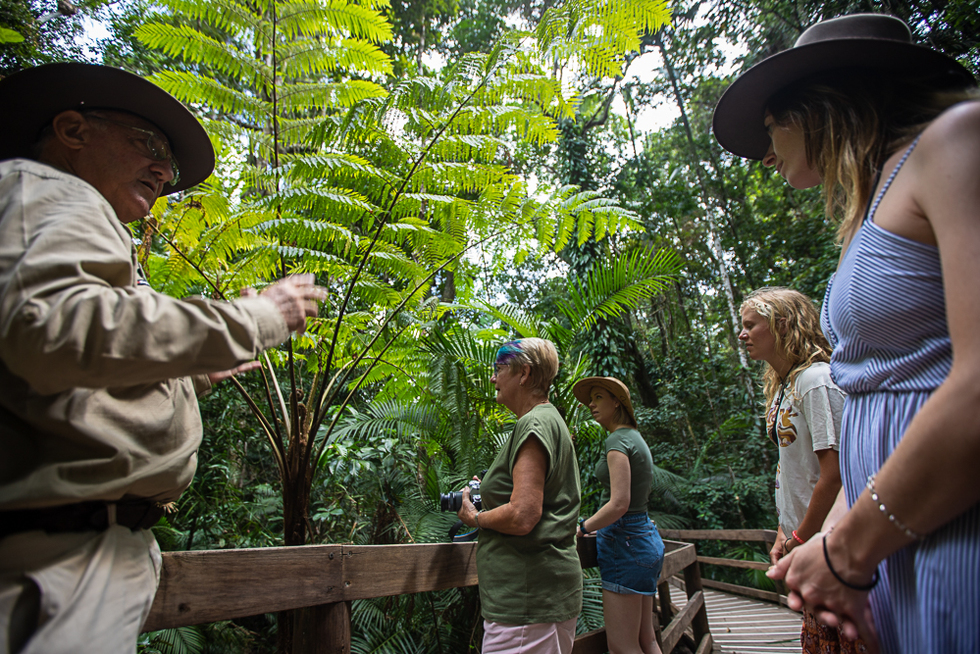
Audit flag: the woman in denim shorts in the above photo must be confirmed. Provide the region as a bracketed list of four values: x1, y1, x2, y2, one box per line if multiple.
[574, 377, 664, 654]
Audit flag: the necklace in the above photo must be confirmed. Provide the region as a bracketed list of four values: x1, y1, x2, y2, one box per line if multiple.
[768, 379, 788, 446]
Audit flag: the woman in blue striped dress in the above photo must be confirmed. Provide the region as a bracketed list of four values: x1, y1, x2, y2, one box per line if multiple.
[712, 13, 980, 654]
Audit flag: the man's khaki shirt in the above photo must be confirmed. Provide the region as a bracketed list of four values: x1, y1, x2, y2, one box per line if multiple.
[0, 159, 290, 510]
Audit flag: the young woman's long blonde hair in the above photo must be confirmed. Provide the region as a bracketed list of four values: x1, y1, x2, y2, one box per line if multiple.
[741, 287, 832, 405]
[767, 72, 978, 245]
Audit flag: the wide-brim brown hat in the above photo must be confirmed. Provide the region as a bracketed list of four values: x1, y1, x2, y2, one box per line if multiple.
[572, 376, 637, 428]
[713, 13, 976, 160]
[0, 62, 214, 194]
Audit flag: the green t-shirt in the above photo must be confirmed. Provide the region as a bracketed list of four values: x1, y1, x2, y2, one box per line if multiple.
[594, 427, 654, 513]
[476, 403, 582, 624]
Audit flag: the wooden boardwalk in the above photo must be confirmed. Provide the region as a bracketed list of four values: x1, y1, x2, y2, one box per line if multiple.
[703, 588, 802, 653]
[668, 578, 802, 654]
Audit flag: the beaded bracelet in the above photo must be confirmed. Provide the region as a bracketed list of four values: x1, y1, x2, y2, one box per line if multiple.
[866, 474, 921, 540]
[791, 530, 806, 545]
[822, 534, 878, 591]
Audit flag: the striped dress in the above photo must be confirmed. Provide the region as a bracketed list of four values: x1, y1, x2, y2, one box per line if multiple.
[821, 138, 980, 653]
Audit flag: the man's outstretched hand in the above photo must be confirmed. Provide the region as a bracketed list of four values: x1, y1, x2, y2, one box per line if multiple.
[207, 361, 263, 385]
[248, 273, 327, 333]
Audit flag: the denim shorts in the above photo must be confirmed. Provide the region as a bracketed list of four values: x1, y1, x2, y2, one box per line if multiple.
[596, 512, 664, 595]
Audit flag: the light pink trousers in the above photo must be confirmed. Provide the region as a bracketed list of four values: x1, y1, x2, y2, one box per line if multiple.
[0, 525, 161, 654]
[483, 616, 577, 654]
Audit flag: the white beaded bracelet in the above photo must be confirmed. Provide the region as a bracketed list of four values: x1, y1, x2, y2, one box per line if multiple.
[866, 474, 921, 540]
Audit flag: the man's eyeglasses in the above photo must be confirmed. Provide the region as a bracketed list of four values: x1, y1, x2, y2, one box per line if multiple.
[86, 113, 181, 186]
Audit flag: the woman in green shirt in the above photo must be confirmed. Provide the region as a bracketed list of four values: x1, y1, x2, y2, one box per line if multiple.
[457, 338, 582, 653]
[574, 376, 663, 654]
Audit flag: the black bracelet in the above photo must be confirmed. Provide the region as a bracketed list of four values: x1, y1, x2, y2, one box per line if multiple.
[822, 534, 878, 591]
[579, 518, 591, 536]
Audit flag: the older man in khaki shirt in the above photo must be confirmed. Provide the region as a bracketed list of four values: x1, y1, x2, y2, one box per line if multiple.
[0, 63, 324, 654]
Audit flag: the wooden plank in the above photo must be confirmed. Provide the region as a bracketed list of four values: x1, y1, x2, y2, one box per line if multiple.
[294, 602, 350, 654]
[322, 602, 352, 654]
[572, 628, 607, 654]
[145, 542, 478, 631]
[661, 590, 704, 654]
[712, 632, 801, 640]
[660, 542, 697, 581]
[698, 555, 770, 571]
[700, 579, 789, 606]
[341, 543, 478, 600]
[694, 633, 713, 654]
[660, 529, 777, 543]
[699, 586, 801, 654]
[145, 544, 345, 630]
[577, 534, 597, 568]
[683, 556, 711, 644]
[658, 581, 674, 624]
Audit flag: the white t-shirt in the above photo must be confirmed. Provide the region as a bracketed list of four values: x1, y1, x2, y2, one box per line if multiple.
[769, 362, 844, 535]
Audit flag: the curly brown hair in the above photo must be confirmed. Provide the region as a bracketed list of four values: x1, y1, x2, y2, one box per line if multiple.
[740, 287, 832, 405]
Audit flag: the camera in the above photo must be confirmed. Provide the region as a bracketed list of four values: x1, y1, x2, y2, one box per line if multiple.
[440, 480, 481, 512]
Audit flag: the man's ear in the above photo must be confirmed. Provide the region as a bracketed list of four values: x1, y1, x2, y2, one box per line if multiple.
[50, 111, 91, 151]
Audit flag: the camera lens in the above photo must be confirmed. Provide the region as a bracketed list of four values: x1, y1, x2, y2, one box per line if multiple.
[439, 491, 463, 512]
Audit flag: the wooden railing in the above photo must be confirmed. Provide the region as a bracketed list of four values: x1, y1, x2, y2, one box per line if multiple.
[659, 529, 789, 606]
[143, 538, 712, 654]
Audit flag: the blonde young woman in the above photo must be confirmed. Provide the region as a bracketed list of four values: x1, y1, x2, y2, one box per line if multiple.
[573, 377, 663, 654]
[739, 288, 862, 653]
[714, 13, 980, 653]
[457, 338, 581, 654]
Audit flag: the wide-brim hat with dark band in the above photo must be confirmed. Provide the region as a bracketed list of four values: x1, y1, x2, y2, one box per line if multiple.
[713, 13, 977, 160]
[572, 376, 637, 428]
[0, 62, 214, 194]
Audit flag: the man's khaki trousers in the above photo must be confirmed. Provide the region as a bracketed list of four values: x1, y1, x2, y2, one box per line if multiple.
[0, 525, 161, 654]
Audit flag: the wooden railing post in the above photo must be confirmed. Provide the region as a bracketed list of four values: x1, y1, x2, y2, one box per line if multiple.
[657, 580, 673, 625]
[682, 557, 710, 645]
[293, 601, 351, 654]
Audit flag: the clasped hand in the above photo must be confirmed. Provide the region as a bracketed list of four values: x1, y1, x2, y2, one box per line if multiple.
[767, 532, 879, 652]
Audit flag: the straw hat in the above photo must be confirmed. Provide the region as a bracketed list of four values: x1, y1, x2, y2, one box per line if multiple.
[712, 13, 976, 160]
[572, 376, 637, 428]
[0, 62, 214, 194]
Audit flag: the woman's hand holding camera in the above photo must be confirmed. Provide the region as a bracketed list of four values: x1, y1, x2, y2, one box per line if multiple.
[456, 476, 482, 528]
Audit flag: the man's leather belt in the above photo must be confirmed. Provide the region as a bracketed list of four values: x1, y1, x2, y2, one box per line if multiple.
[0, 500, 165, 539]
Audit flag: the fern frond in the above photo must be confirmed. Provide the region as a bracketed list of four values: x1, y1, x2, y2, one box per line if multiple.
[557, 248, 684, 330]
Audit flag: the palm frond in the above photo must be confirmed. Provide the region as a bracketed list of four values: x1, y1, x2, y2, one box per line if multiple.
[558, 247, 684, 330]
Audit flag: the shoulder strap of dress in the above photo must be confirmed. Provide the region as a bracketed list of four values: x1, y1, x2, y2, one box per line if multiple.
[867, 135, 922, 223]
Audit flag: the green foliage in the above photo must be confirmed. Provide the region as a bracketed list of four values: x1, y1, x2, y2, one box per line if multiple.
[535, 0, 671, 79]
[131, 4, 673, 607]
[558, 247, 683, 332]
[24, 0, 978, 645]
[139, 621, 257, 654]
[138, 626, 205, 654]
[0, 0, 107, 74]
[0, 26, 23, 43]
